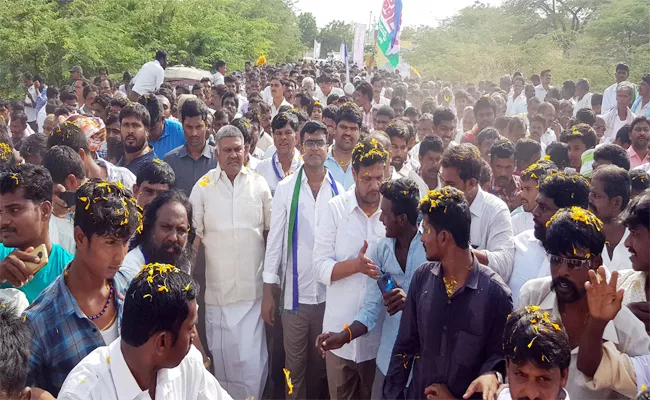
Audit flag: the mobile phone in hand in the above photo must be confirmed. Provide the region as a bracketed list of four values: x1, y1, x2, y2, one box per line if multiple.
[377, 272, 396, 294]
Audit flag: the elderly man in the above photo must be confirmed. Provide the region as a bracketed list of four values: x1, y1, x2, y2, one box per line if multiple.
[602, 81, 637, 142]
[189, 125, 272, 400]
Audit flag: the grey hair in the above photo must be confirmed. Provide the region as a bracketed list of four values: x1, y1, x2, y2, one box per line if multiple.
[302, 77, 315, 91]
[215, 125, 244, 150]
[617, 81, 635, 97]
[576, 79, 590, 91]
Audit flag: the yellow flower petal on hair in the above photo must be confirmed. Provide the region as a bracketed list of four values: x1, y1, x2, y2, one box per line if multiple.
[185, 283, 191, 291]
[552, 323, 561, 331]
[158, 285, 169, 293]
[527, 336, 537, 348]
[143, 294, 152, 300]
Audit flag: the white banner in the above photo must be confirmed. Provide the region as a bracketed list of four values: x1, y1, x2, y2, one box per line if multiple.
[353, 23, 367, 68]
[313, 40, 321, 59]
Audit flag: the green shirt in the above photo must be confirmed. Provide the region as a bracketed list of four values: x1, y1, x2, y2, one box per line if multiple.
[0, 244, 73, 303]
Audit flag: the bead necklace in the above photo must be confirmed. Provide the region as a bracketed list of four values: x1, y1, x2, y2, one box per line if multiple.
[88, 281, 114, 321]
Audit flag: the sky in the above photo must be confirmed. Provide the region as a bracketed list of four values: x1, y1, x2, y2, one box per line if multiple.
[294, 0, 504, 28]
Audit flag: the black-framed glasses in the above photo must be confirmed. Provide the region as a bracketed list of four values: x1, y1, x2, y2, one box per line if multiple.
[547, 254, 593, 270]
[303, 140, 327, 149]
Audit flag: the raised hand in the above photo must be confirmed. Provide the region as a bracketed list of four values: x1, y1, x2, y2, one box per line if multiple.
[355, 240, 380, 279]
[585, 266, 624, 323]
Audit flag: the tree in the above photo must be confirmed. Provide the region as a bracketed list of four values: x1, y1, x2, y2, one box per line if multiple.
[318, 20, 353, 55]
[298, 13, 318, 47]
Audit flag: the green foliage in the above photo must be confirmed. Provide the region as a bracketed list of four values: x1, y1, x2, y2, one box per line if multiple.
[0, 0, 303, 97]
[298, 13, 318, 47]
[406, 0, 650, 92]
[317, 20, 353, 55]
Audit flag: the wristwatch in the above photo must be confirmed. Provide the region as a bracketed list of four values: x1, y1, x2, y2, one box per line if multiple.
[203, 357, 212, 369]
[493, 371, 504, 385]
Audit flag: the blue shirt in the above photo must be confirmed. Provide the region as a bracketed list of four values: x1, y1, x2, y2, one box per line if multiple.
[24, 263, 135, 396]
[324, 151, 355, 190]
[150, 118, 185, 159]
[0, 244, 73, 303]
[117, 146, 157, 175]
[355, 233, 427, 375]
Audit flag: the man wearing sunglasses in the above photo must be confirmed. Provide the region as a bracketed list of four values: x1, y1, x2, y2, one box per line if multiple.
[519, 207, 650, 399]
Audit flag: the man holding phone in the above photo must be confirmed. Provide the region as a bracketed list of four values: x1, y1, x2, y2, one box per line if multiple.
[0, 164, 74, 303]
[315, 178, 427, 397]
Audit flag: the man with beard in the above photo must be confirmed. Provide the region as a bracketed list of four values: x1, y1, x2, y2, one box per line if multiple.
[122, 189, 194, 276]
[409, 108, 457, 165]
[509, 171, 589, 305]
[313, 137, 388, 399]
[105, 114, 123, 164]
[324, 102, 362, 190]
[255, 111, 303, 193]
[117, 103, 156, 175]
[519, 207, 650, 399]
[386, 120, 415, 178]
[462, 97, 497, 144]
[133, 159, 175, 210]
[0, 164, 73, 303]
[384, 186, 512, 400]
[589, 165, 632, 271]
[24, 180, 141, 396]
[416, 135, 444, 191]
[164, 99, 217, 196]
[510, 159, 557, 236]
[262, 121, 343, 400]
[627, 117, 650, 169]
[489, 139, 522, 211]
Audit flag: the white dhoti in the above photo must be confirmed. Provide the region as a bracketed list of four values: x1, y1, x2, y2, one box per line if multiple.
[206, 298, 268, 400]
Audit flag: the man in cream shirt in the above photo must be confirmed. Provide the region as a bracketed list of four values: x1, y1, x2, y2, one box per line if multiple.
[189, 125, 272, 400]
[313, 137, 389, 399]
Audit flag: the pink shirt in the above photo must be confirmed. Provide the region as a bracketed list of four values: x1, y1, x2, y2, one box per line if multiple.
[627, 146, 650, 169]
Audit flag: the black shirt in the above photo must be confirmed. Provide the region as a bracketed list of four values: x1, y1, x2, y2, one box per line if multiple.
[117, 146, 156, 176]
[383, 256, 513, 399]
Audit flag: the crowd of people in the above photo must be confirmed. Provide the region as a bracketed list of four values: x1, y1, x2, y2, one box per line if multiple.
[0, 50, 649, 400]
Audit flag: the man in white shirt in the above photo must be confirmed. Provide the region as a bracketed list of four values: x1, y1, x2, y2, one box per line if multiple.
[22, 73, 38, 131]
[353, 82, 374, 131]
[371, 75, 390, 108]
[506, 76, 528, 116]
[255, 111, 303, 193]
[129, 50, 167, 100]
[534, 69, 553, 102]
[573, 78, 593, 117]
[589, 166, 633, 271]
[213, 59, 227, 86]
[189, 125, 272, 400]
[313, 137, 389, 399]
[498, 307, 572, 400]
[440, 143, 515, 281]
[602, 63, 631, 114]
[58, 264, 232, 400]
[269, 76, 292, 119]
[509, 172, 590, 305]
[511, 160, 556, 236]
[316, 74, 345, 105]
[262, 121, 342, 399]
[602, 81, 637, 141]
[519, 207, 650, 400]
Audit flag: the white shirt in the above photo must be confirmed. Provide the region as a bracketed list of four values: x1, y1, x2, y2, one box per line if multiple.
[58, 339, 232, 400]
[602, 83, 618, 114]
[270, 98, 292, 119]
[256, 131, 274, 153]
[371, 96, 390, 109]
[519, 276, 650, 400]
[469, 188, 515, 282]
[498, 388, 570, 400]
[49, 215, 76, 255]
[213, 71, 225, 86]
[121, 246, 146, 279]
[602, 228, 633, 272]
[263, 169, 343, 308]
[510, 210, 534, 236]
[603, 108, 636, 141]
[24, 85, 37, 122]
[37, 105, 48, 133]
[131, 60, 165, 95]
[574, 93, 593, 117]
[316, 87, 345, 106]
[246, 154, 261, 170]
[189, 165, 272, 306]
[541, 128, 557, 147]
[254, 150, 303, 193]
[262, 86, 272, 104]
[0, 288, 28, 315]
[534, 84, 550, 102]
[389, 163, 429, 199]
[506, 93, 528, 116]
[508, 229, 548, 307]
[313, 186, 385, 362]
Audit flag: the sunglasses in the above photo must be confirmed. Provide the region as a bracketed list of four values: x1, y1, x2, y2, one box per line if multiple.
[547, 254, 593, 270]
